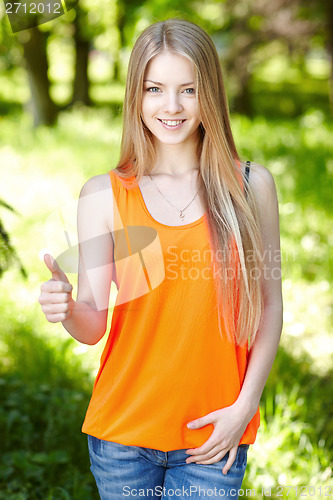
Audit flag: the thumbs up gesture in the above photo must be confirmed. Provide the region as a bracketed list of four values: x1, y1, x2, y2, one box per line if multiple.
[38, 253, 74, 323]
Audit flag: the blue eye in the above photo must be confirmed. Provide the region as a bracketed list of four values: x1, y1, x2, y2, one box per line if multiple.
[184, 88, 195, 94]
[146, 87, 161, 93]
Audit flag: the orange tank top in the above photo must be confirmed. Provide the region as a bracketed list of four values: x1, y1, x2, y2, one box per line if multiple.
[81, 168, 260, 451]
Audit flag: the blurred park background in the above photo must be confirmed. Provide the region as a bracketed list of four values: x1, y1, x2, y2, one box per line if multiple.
[0, 0, 332, 498]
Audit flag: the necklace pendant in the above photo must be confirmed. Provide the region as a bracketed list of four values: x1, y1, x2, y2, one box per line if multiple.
[179, 211, 185, 220]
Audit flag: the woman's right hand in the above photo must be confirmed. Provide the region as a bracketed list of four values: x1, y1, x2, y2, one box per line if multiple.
[38, 253, 74, 323]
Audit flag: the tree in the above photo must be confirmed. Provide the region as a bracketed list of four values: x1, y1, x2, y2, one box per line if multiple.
[18, 27, 59, 126]
[72, 6, 92, 105]
[207, 0, 325, 115]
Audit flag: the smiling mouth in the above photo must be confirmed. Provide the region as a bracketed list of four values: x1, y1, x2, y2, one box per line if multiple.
[158, 119, 186, 126]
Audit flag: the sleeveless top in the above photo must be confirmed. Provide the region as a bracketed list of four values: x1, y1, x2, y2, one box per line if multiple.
[81, 161, 260, 451]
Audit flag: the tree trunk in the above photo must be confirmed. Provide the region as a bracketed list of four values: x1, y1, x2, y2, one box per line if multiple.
[72, 38, 91, 105]
[233, 74, 253, 116]
[226, 52, 253, 116]
[20, 28, 58, 126]
[113, 44, 122, 82]
[72, 11, 91, 105]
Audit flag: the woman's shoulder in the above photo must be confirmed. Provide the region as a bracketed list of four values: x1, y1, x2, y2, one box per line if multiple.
[241, 161, 278, 204]
[240, 161, 274, 183]
[79, 173, 113, 198]
[240, 162, 279, 223]
[77, 174, 115, 231]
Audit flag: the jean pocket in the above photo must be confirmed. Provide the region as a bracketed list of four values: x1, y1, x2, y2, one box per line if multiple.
[87, 434, 104, 457]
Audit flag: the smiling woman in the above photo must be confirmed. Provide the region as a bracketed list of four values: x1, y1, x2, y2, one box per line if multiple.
[38, 18, 283, 500]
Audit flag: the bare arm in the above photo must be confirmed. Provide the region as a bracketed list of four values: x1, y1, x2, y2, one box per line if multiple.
[62, 174, 115, 344]
[39, 173, 115, 345]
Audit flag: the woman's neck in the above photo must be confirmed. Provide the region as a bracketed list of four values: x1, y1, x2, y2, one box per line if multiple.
[150, 140, 200, 176]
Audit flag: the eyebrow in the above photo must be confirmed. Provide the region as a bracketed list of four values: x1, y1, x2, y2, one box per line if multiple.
[143, 79, 195, 86]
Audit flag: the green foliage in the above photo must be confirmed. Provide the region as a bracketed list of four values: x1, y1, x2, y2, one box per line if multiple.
[0, 1, 332, 495]
[242, 348, 333, 498]
[0, 322, 99, 500]
[250, 79, 330, 120]
[0, 199, 27, 278]
[232, 111, 333, 283]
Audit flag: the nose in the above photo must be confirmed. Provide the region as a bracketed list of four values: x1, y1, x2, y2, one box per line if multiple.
[163, 92, 183, 115]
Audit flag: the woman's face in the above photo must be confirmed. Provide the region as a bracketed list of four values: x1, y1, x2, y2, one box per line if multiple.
[141, 50, 201, 148]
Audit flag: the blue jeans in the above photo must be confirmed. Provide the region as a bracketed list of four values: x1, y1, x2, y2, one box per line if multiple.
[87, 435, 249, 499]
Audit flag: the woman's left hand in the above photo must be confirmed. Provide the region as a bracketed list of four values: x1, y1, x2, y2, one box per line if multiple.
[185, 402, 253, 474]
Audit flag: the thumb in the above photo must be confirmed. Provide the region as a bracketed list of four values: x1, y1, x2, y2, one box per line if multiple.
[44, 253, 69, 283]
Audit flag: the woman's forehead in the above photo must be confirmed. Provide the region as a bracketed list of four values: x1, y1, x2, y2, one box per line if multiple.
[144, 50, 195, 83]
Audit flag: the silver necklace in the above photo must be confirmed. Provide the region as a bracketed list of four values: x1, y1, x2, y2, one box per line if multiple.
[148, 172, 201, 220]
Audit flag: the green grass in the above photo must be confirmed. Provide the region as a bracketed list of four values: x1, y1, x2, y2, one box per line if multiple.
[0, 103, 332, 498]
[0, 324, 99, 500]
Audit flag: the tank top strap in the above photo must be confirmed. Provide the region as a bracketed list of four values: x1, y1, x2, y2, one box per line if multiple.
[244, 161, 251, 200]
[235, 159, 250, 197]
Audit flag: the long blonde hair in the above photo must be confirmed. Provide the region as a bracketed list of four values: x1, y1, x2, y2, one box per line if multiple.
[115, 18, 264, 349]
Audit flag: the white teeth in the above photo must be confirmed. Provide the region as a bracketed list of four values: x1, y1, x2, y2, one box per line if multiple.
[160, 119, 184, 126]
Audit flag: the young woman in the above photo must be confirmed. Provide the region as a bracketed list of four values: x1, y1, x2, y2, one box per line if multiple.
[39, 18, 283, 499]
